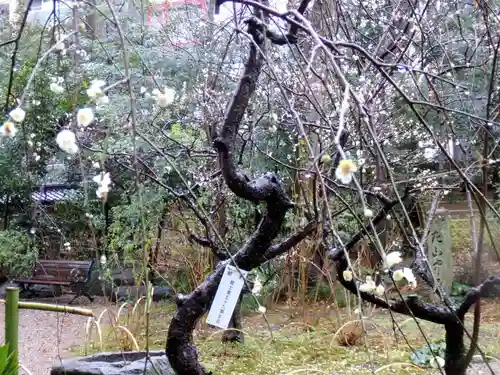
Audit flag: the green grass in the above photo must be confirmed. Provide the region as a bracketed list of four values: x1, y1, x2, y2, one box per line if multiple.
[66, 215, 500, 374]
[74, 300, 500, 375]
[450, 216, 500, 255]
[201, 332, 355, 375]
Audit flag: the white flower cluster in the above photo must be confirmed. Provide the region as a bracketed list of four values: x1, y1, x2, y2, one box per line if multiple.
[56, 130, 79, 154]
[86, 79, 109, 105]
[54, 34, 66, 53]
[0, 75, 119, 201]
[251, 276, 262, 296]
[268, 112, 278, 133]
[1, 107, 26, 137]
[383, 251, 402, 269]
[93, 172, 112, 201]
[342, 251, 418, 297]
[343, 271, 386, 296]
[50, 77, 65, 94]
[335, 159, 357, 184]
[384, 251, 418, 288]
[152, 87, 175, 108]
[54, 79, 106, 157]
[250, 275, 267, 314]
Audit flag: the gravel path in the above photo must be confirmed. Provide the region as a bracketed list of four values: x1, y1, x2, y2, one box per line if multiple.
[0, 295, 108, 375]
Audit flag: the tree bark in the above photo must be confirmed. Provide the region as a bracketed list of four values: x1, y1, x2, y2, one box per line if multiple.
[221, 295, 244, 343]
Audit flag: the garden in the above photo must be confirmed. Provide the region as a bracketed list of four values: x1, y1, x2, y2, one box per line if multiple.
[0, 0, 500, 375]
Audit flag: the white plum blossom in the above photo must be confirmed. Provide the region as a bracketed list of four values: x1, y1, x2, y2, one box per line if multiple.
[393, 267, 417, 289]
[335, 159, 357, 184]
[258, 305, 266, 314]
[429, 356, 445, 369]
[359, 276, 376, 293]
[96, 95, 109, 105]
[152, 87, 175, 107]
[87, 85, 102, 99]
[100, 254, 107, 265]
[0, 121, 17, 137]
[56, 129, 79, 154]
[424, 147, 438, 160]
[393, 269, 405, 281]
[343, 270, 353, 281]
[252, 277, 262, 296]
[343, 270, 353, 282]
[96, 184, 109, 200]
[364, 208, 373, 218]
[402, 267, 417, 289]
[93, 172, 111, 186]
[383, 251, 403, 269]
[50, 82, 64, 94]
[87, 80, 108, 104]
[54, 36, 65, 51]
[374, 284, 385, 297]
[77, 108, 94, 127]
[93, 172, 112, 201]
[9, 107, 26, 122]
[321, 154, 332, 164]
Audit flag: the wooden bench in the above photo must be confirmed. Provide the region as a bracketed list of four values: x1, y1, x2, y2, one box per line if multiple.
[14, 260, 95, 305]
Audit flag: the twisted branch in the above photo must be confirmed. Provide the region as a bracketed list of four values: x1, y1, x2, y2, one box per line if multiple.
[165, 7, 311, 373]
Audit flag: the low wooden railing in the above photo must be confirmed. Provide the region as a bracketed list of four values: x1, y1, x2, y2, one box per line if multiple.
[1, 287, 94, 375]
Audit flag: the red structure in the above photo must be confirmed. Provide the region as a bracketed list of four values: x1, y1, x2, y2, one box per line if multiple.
[147, 0, 207, 46]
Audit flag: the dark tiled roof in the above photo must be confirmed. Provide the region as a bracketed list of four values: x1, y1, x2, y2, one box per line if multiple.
[31, 188, 84, 202]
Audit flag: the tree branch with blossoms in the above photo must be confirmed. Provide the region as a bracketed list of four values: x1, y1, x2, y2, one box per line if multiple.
[4, 1, 498, 375]
[164, 2, 314, 373]
[329, 198, 500, 375]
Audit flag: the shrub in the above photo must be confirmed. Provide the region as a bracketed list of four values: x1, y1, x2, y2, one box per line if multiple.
[0, 230, 35, 278]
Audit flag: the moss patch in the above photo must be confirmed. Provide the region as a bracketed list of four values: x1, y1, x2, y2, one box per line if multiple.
[450, 217, 500, 255]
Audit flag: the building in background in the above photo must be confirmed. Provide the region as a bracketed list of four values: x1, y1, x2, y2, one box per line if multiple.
[147, 0, 206, 46]
[2, 0, 209, 47]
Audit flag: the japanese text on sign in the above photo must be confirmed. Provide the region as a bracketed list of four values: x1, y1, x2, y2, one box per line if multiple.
[206, 265, 248, 329]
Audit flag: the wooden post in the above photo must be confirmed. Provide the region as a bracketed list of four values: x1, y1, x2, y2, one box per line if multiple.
[5, 287, 19, 375]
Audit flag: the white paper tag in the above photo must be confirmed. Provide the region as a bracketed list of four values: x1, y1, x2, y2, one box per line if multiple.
[206, 264, 248, 329]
